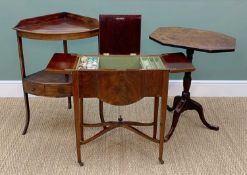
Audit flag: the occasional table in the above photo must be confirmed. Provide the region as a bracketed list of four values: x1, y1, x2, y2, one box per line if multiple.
[14, 12, 99, 134]
[46, 53, 173, 165]
[150, 27, 236, 141]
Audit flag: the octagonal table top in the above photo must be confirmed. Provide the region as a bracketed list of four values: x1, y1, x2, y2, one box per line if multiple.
[149, 27, 236, 53]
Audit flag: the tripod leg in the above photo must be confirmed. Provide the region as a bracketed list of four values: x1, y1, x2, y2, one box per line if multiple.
[165, 99, 186, 141]
[167, 96, 181, 111]
[165, 110, 181, 141]
[190, 99, 219, 131]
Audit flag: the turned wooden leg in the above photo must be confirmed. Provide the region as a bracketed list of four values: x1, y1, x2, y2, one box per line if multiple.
[99, 100, 106, 129]
[22, 92, 30, 135]
[189, 99, 219, 131]
[153, 97, 159, 139]
[165, 51, 193, 141]
[164, 49, 219, 142]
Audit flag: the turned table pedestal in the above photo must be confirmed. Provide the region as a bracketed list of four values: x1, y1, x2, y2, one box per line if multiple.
[150, 27, 236, 141]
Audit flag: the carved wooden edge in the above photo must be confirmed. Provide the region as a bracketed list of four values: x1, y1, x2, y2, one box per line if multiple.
[149, 27, 236, 53]
[45, 52, 196, 75]
[15, 30, 99, 40]
[13, 12, 99, 40]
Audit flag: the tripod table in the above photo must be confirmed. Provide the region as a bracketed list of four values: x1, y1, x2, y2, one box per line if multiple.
[150, 27, 236, 141]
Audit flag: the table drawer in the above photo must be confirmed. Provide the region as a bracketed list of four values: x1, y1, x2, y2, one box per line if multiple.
[23, 81, 45, 96]
[44, 84, 72, 97]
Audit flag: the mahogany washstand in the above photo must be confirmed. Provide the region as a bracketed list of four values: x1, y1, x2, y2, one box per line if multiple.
[150, 27, 236, 141]
[14, 12, 99, 134]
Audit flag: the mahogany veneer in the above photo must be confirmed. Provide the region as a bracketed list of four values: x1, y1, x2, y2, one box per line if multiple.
[46, 53, 79, 74]
[150, 27, 236, 53]
[46, 53, 170, 165]
[98, 14, 142, 130]
[14, 12, 99, 135]
[14, 12, 99, 40]
[23, 70, 72, 97]
[99, 15, 141, 55]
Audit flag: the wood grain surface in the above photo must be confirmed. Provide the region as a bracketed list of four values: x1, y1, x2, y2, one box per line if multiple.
[150, 27, 236, 53]
[14, 12, 99, 40]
